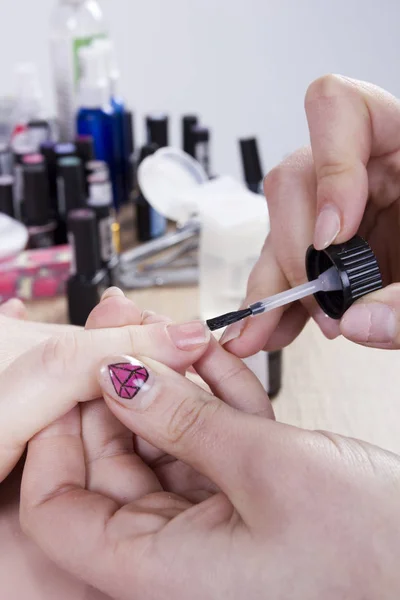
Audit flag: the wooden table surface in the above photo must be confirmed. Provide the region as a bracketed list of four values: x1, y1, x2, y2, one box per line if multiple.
[26, 285, 400, 456]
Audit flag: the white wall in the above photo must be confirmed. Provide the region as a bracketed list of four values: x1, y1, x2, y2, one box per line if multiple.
[0, 0, 399, 177]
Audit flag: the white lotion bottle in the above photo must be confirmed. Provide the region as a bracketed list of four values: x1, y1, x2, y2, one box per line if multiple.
[50, 0, 108, 142]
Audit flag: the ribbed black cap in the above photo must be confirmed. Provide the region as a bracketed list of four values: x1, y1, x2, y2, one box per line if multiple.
[306, 236, 383, 319]
[68, 209, 100, 277]
[75, 136, 94, 164]
[0, 175, 14, 218]
[239, 138, 263, 186]
[182, 115, 198, 156]
[58, 157, 86, 213]
[23, 164, 52, 225]
[146, 114, 169, 148]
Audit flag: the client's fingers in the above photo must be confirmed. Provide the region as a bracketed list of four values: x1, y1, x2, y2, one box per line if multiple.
[0, 298, 27, 320]
[83, 288, 162, 503]
[0, 319, 210, 481]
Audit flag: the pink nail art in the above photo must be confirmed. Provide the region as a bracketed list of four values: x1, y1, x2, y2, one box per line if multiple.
[108, 363, 149, 400]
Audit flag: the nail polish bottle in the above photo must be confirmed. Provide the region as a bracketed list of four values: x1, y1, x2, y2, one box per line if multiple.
[134, 144, 167, 242]
[146, 114, 169, 148]
[40, 141, 58, 215]
[56, 156, 87, 244]
[23, 163, 57, 249]
[192, 126, 211, 178]
[182, 115, 198, 157]
[75, 135, 94, 197]
[0, 175, 15, 218]
[67, 208, 108, 326]
[87, 172, 120, 286]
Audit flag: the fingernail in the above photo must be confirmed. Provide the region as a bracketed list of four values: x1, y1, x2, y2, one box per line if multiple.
[341, 303, 397, 344]
[141, 309, 156, 320]
[220, 320, 245, 346]
[101, 287, 125, 302]
[314, 205, 341, 250]
[167, 321, 210, 350]
[100, 356, 155, 409]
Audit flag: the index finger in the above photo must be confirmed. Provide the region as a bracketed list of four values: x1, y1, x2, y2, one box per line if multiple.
[305, 74, 400, 249]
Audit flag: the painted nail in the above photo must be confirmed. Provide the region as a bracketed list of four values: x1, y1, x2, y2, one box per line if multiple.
[341, 303, 397, 344]
[100, 356, 155, 408]
[220, 320, 245, 346]
[101, 287, 125, 302]
[167, 321, 210, 351]
[314, 205, 341, 250]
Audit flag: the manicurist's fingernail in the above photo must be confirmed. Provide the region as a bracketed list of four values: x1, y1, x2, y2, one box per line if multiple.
[101, 287, 125, 302]
[314, 204, 341, 250]
[99, 356, 155, 409]
[167, 321, 210, 351]
[341, 303, 397, 344]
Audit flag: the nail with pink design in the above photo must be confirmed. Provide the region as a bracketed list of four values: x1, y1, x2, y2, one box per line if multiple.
[99, 356, 155, 409]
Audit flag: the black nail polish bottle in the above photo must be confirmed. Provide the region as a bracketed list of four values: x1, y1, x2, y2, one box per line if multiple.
[182, 115, 198, 157]
[146, 114, 169, 148]
[67, 209, 108, 326]
[56, 156, 87, 244]
[0, 175, 15, 218]
[192, 125, 211, 177]
[87, 173, 120, 286]
[134, 144, 167, 242]
[75, 135, 94, 197]
[23, 164, 57, 249]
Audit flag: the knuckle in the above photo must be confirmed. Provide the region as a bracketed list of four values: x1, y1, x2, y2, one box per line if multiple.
[167, 395, 219, 446]
[305, 73, 344, 107]
[264, 148, 313, 202]
[40, 331, 81, 378]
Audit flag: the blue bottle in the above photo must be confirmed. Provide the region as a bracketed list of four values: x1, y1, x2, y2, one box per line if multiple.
[76, 44, 124, 211]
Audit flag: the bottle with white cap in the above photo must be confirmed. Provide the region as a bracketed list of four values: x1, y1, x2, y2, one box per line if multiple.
[76, 43, 122, 211]
[50, 0, 108, 142]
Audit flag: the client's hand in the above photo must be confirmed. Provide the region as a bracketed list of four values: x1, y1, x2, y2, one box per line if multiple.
[0, 290, 211, 485]
[21, 343, 400, 599]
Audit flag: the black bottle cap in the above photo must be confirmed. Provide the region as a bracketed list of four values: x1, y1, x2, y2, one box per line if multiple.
[146, 114, 169, 148]
[239, 138, 263, 186]
[68, 208, 100, 277]
[58, 156, 86, 213]
[182, 115, 198, 156]
[192, 125, 210, 143]
[0, 175, 15, 218]
[306, 235, 383, 319]
[139, 143, 159, 165]
[23, 164, 52, 226]
[75, 136, 94, 164]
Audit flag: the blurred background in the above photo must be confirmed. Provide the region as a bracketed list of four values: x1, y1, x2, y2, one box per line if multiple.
[0, 0, 399, 176]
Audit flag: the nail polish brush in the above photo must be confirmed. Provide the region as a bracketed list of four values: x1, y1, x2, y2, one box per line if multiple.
[207, 236, 383, 332]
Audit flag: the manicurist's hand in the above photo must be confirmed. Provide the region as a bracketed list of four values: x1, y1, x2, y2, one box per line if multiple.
[0, 289, 211, 484]
[21, 338, 400, 599]
[224, 75, 400, 355]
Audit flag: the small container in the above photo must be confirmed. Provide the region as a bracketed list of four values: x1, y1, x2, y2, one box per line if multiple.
[182, 115, 198, 157]
[0, 175, 15, 218]
[135, 144, 167, 242]
[88, 173, 120, 285]
[67, 208, 108, 326]
[146, 114, 169, 148]
[23, 164, 56, 249]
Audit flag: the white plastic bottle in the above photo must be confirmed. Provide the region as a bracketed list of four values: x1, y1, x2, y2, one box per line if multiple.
[50, 0, 108, 142]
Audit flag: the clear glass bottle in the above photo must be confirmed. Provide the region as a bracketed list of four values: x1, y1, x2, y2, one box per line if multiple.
[50, 0, 108, 142]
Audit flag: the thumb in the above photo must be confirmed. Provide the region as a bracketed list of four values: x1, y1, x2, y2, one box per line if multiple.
[99, 354, 264, 522]
[340, 283, 400, 348]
